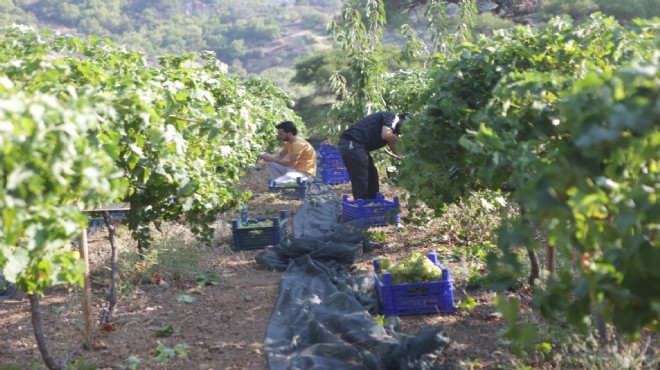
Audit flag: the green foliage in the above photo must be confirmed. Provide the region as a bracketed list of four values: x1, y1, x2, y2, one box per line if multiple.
[380, 69, 429, 113]
[155, 325, 174, 337]
[528, 323, 660, 368]
[327, 0, 389, 128]
[292, 43, 427, 137]
[424, 0, 478, 55]
[400, 14, 657, 212]
[195, 272, 219, 286]
[119, 228, 209, 286]
[7, 0, 344, 75]
[458, 296, 477, 310]
[299, 11, 331, 31]
[0, 28, 125, 295]
[495, 295, 539, 356]
[398, 15, 659, 338]
[369, 230, 388, 241]
[66, 360, 97, 370]
[155, 342, 188, 364]
[595, 0, 660, 22]
[0, 24, 297, 295]
[176, 294, 196, 303]
[0, 0, 37, 26]
[324, 0, 429, 137]
[538, 0, 599, 21]
[524, 61, 660, 335]
[292, 49, 351, 97]
[259, 66, 313, 100]
[52, 36, 295, 248]
[127, 356, 141, 370]
[472, 12, 515, 36]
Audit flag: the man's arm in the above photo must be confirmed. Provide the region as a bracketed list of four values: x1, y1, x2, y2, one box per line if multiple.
[381, 126, 399, 154]
[261, 148, 300, 168]
[276, 147, 287, 159]
[272, 153, 300, 167]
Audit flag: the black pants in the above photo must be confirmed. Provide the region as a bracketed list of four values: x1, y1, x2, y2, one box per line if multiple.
[338, 138, 379, 200]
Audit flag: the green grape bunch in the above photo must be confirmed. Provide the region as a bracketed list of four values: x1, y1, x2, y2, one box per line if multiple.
[378, 252, 443, 284]
[276, 181, 300, 187]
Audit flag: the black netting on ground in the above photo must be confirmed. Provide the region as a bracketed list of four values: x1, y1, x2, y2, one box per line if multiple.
[256, 180, 451, 370]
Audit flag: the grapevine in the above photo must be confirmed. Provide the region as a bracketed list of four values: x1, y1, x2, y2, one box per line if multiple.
[399, 15, 659, 336]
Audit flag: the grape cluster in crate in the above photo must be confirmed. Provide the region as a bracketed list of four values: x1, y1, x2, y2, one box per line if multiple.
[374, 252, 455, 316]
[231, 210, 288, 250]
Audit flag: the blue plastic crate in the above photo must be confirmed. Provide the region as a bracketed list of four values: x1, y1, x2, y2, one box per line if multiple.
[321, 167, 349, 184]
[320, 152, 346, 169]
[231, 210, 287, 250]
[268, 177, 307, 200]
[373, 253, 455, 316]
[342, 192, 400, 227]
[318, 144, 340, 156]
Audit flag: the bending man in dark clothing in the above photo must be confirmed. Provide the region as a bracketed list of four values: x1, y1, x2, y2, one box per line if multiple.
[338, 112, 406, 201]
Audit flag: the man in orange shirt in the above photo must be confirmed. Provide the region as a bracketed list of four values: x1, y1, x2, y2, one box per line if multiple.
[259, 121, 317, 184]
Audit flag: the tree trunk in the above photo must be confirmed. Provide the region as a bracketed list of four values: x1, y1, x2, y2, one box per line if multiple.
[519, 208, 539, 287]
[546, 245, 556, 278]
[526, 246, 539, 287]
[29, 293, 62, 370]
[101, 211, 118, 324]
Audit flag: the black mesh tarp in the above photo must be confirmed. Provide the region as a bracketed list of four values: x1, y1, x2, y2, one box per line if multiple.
[256, 181, 451, 369]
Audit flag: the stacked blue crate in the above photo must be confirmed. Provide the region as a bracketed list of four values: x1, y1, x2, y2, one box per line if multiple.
[318, 145, 349, 184]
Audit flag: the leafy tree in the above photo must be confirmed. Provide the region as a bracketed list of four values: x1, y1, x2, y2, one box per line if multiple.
[77, 17, 106, 38]
[299, 10, 333, 31]
[595, 0, 660, 22]
[5, 0, 341, 75]
[293, 0, 429, 139]
[292, 49, 352, 98]
[387, 0, 660, 25]
[226, 38, 248, 60]
[472, 11, 515, 35]
[386, 0, 543, 17]
[537, 0, 600, 21]
[226, 18, 281, 42]
[296, 0, 342, 7]
[326, 0, 393, 135]
[261, 66, 314, 100]
[0, 0, 37, 25]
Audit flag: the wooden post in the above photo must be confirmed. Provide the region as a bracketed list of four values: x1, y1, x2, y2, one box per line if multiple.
[79, 202, 130, 349]
[79, 227, 94, 349]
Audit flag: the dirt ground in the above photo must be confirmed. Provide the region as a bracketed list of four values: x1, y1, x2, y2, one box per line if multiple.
[1, 163, 653, 369]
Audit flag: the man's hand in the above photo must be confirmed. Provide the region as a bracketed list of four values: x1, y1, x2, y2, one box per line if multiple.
[384, 149, 403, 161]
[259, 152, 274, 162]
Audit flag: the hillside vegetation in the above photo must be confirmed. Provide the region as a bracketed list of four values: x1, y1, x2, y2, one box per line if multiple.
[2, 0, 342, 75]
